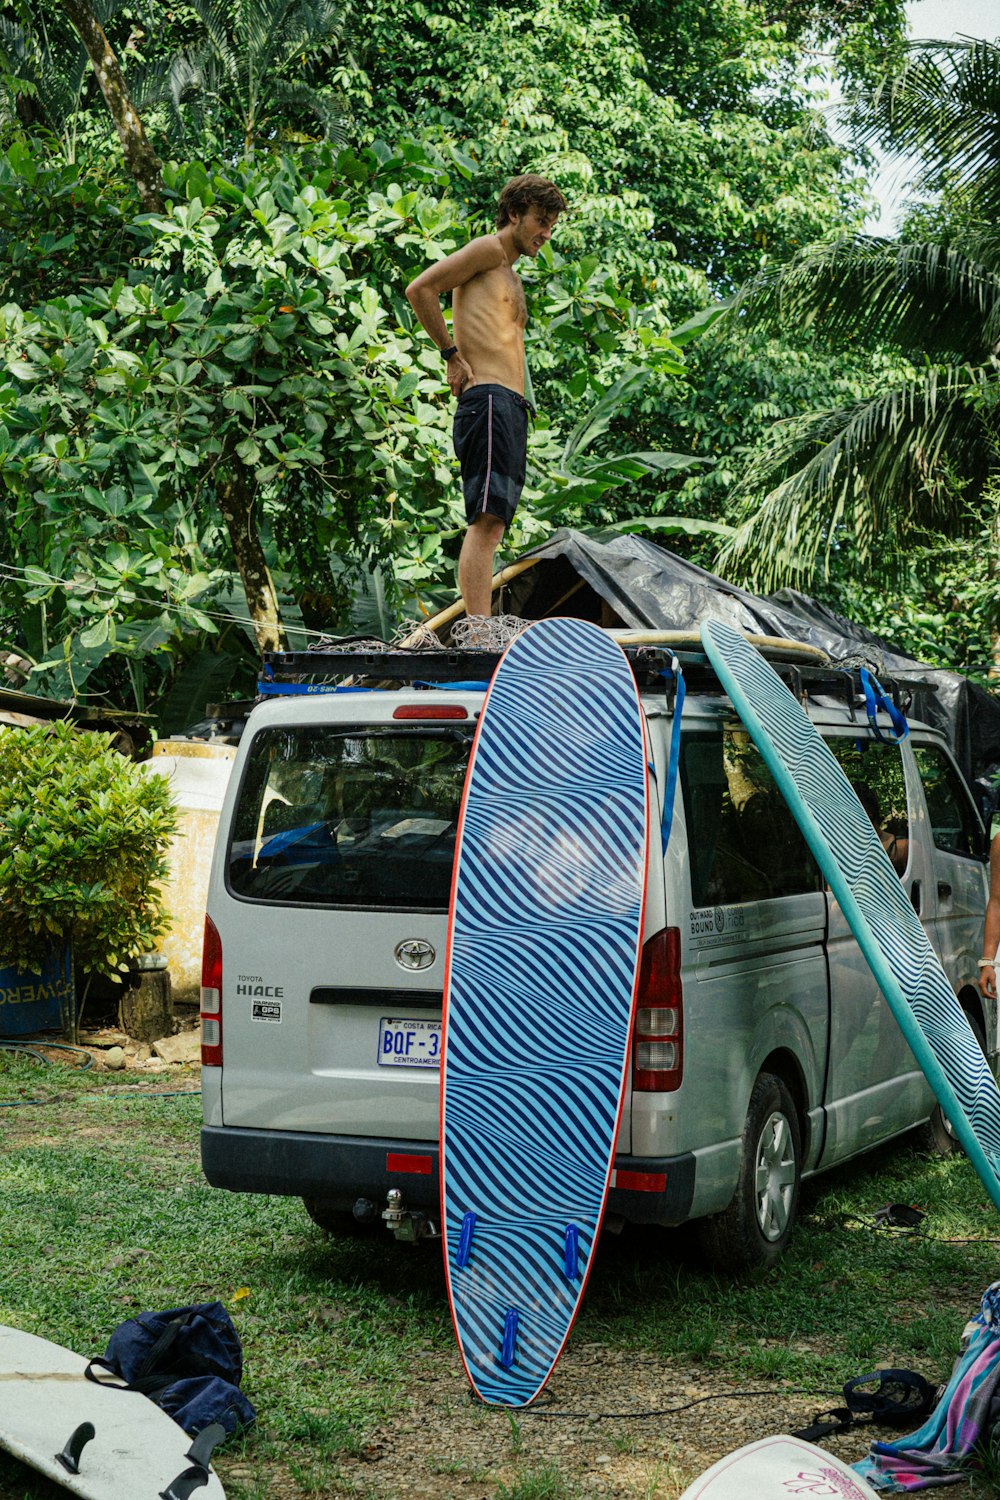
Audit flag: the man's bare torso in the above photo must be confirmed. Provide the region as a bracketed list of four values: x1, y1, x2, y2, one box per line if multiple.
[453, 235, 527, 395]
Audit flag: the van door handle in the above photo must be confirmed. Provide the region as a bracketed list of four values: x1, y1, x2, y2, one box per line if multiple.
[910, 880, 922, 915]
[937, 882, 952, 900]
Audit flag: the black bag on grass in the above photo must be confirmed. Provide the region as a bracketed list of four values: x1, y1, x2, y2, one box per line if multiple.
[85, 1301, 256, 1436]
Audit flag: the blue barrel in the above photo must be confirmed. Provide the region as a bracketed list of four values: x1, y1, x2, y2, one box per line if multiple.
[0, 948, 72, 1036]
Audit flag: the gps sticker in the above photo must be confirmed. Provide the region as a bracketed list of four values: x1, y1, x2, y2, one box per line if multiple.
[252, 998, 282, 1023]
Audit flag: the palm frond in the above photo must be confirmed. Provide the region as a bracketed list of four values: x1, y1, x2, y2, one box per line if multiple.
[238, 0, 293, 74]
[268, 0, 350, 71]
[718, 365, 996, 590]
[852, 38, 1000, 220]
[183, 0, 241, 81]
[164, 52, 225, 137]
[269, 77, 347, 143]
[140, 0, 352, 156]
[732, 236, 1000, 362]
[605, 516, 734, 539]
[560, 367, 650, 466]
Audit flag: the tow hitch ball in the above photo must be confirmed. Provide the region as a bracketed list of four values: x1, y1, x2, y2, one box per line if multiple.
[381, 1187, 440, 1242]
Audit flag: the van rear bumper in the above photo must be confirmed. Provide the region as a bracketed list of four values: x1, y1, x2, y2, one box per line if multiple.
[200, 1125, 696, 1226]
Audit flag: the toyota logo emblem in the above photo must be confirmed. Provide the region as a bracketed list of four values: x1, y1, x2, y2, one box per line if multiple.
[394, 939, 436, 971]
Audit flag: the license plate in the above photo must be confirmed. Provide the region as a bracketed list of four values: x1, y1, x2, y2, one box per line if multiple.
[377, 1017, 442, 1068]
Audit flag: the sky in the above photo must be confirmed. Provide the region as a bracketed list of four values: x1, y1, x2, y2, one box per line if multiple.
[865, 0, 1000, 231]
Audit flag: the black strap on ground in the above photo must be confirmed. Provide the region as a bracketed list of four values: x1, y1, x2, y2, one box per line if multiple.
[874, 1202, 926, 1232]
[792, 1367, 935, 1444]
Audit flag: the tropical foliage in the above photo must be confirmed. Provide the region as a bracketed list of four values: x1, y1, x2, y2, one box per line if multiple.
[718, 38, 1000, 618]
[15, 0, 1000, 722]
[132, 0, 353, 158]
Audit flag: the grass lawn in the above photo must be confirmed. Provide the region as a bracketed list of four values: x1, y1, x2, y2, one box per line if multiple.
[1, 1050, 999, 1498]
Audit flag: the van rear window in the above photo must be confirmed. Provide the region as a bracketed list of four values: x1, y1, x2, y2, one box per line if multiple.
[227, 726, 471, 909]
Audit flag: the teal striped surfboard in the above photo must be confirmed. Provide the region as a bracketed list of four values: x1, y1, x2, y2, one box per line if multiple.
[701, 618, 1000, 1215]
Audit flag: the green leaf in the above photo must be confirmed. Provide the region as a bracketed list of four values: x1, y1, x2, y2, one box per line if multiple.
[225, 335, 256, 361]
[394, 371, 420, 402]
[79, 616, 110, 648]
[669, 301, 733, 346]
[605, 515, 736, 538]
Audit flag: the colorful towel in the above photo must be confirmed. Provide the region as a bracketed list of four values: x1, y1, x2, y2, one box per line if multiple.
[852, 1282, 1000, 1491]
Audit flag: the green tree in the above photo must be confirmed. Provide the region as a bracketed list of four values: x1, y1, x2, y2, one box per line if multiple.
[347, 0, 905, 301]
[0, 137, 706, 713]
[59, 0, 163, 208]
[715, 36, 1000, 641]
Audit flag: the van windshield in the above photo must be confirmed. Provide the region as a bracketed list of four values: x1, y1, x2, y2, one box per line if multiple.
[227, 726, 471, 909]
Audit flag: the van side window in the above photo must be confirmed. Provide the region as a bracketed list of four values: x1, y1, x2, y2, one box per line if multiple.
[911, 745, 982, 859]
[680, 728, 821, 905]
[826, 737, 910, 875]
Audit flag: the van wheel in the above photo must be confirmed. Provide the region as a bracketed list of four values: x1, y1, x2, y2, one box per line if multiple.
[918, 1011, 988, 1157]
[696, 1073, 801, 1272]
[302, 1197, 380, 1237]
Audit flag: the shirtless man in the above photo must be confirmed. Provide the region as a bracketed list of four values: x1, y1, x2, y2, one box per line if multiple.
[405, 174, 565, 622]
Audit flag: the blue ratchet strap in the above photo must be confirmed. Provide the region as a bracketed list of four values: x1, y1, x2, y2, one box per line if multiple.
[858, 668, 908, 744]
[659, 657, 686, 855]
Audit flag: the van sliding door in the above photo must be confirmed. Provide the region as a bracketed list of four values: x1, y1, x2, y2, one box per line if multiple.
[678, 726, 829, 1175]
[909, 744, 990, 1058]
[821, 735, 929, 1162]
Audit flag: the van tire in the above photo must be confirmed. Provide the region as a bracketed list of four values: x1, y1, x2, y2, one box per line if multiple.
[696, 1073, 801, 1272]
[918, 1010, 988, 1157]
[302, 1197, 380, 1237]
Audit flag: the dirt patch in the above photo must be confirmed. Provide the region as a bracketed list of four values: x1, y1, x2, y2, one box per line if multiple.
[332, 1342, 868, 1498]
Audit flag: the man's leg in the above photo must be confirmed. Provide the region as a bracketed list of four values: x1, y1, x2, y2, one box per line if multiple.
[458, 513, 505, 619]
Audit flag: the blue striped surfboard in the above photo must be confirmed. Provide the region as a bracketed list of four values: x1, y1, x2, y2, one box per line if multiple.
[440, 617, 650, 1407]
[700, 617, 1000, 1214]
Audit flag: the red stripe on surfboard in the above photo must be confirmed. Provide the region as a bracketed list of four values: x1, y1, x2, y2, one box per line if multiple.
[438, 618, 652, 1407]
[438, 628, 507, 1406]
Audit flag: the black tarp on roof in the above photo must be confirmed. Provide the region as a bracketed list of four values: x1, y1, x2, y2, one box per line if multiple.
[501, 529, 1000, 798]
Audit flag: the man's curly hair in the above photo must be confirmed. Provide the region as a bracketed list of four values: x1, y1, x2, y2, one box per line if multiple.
[496, 174, 566, 228]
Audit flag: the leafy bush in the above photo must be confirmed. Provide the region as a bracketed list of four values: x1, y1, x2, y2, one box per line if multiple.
[0, 721, 178, 1033]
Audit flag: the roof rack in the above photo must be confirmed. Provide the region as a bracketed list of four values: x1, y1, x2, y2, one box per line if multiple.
[259, 644, 913, 720]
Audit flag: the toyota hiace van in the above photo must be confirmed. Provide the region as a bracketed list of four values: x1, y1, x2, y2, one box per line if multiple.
[199, 640, 994, 1269]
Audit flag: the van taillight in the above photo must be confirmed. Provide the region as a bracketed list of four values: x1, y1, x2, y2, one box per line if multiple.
[392, 704, 468, 719]
[201, 914, 223, 1067]
[632, 927, 683, 1092]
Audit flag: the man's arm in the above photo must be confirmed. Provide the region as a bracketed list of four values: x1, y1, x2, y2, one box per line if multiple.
[980, 831, 1000, 999]
[406, 236, 504, 398]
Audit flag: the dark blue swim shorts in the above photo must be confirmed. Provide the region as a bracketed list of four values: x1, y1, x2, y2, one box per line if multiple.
[453, 383, 534, 528]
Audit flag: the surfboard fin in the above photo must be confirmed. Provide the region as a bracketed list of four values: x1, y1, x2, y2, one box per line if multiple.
[500, 1310, 519, 1370]
[159, 1421, 226, 1500]
[456, 1211, 476, 1268]
[55, 1420, 95, 1475]
[563, 1223, 580, 1280]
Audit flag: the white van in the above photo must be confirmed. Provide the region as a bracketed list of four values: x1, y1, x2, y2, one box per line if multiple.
[199, 640, 995, 1270]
